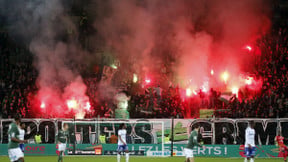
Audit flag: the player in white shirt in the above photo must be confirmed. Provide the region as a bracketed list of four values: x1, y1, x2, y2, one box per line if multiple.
[117, 123, 129, 162]
[18, 123, 26, 152]
[244, 121, 256, 162]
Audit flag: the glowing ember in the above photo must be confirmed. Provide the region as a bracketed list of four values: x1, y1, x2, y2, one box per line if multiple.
[245, 45, 252, 52]
[75, 111, 85, 119]
[67, 99, 78, 109]
[202, 87, 208, 93]
[85, 101, 91, 111]
[40, 102, 45, 109]
[210, 69, 214, 75]
[110, 64, 117, 69]
[221, 71, 229, 84]
[186, 88, 192, 97]
[245, 77, 253, 85]
[201, 81, 209, 93]
[231, 86, 239, 95]
[145, 79, 151, 84]
[133, 74, 138, 83]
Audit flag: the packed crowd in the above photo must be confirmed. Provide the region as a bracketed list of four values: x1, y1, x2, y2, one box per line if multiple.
[0, 23, 287, 119]
[219, 25, 288, 118]
[0, 33, 37, 118]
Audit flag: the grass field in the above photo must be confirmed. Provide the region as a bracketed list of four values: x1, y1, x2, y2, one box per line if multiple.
[0, 156, 284, 162]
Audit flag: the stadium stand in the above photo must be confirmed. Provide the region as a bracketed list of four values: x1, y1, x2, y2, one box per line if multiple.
[0, 25, 287, 119]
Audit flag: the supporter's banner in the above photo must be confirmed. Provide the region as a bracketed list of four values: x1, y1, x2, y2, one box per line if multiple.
[0, 144, 281, 158]
[0, 118, 288, 145]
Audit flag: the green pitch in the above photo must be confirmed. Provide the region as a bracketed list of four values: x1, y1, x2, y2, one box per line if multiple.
[0, 156, 283, 162]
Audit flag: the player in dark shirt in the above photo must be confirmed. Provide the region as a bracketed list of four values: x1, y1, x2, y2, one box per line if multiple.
[56, 123, 69, 162]
[184, 124, 205, 162]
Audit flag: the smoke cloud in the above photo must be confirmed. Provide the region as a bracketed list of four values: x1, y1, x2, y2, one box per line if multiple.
[1, 0, 271, 117]
[93, 0, 271, 89]
[2, 0, 90, 118]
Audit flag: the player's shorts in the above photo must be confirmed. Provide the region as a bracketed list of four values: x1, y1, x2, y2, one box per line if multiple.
[184, 148, 194, 158]
[58, 143, 67, 151]
[245, 147, 256, 158]
[19, 143, 25, 152]
[117, 145, 128, 152]
[8, 148, 24, 162]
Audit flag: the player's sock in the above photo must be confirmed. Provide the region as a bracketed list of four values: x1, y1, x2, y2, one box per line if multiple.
[125, 152, 129, 162]
[244, 158, 247, 162]
[117, 153, 121, 162]
[250, 158, 254, 162]
[58, 151, 63, 162]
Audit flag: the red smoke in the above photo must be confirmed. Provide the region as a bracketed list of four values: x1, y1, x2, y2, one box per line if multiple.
[94, 0, 270, 93]
[31, 77, 90, 119]
[25, 0, 271, 118]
